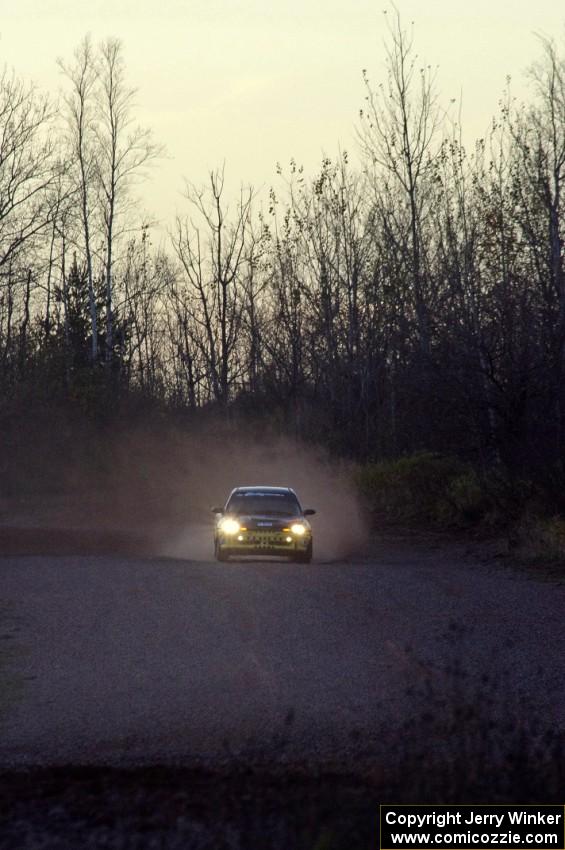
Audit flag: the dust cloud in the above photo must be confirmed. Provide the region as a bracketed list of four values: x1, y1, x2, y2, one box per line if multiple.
[159, 433, 367, 562]
[1, 418, 368, 562]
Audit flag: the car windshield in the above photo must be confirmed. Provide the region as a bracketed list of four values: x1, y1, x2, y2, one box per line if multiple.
[226, 493, 301, 517]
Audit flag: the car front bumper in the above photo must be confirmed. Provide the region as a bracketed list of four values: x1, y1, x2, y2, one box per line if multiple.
[216, 530, 311, 556]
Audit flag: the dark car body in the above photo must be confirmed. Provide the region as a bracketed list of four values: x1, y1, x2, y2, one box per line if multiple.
[212, 486, 315, 563]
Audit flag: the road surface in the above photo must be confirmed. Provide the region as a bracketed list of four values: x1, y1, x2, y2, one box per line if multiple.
[1, 534, 564, 769]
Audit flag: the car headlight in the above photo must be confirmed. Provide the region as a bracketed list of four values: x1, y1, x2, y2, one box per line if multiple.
[290, 523, 306, 536]
[219, 518, 240, 535]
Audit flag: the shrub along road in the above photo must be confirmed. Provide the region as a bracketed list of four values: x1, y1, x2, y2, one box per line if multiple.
[1, 535, 564, 770]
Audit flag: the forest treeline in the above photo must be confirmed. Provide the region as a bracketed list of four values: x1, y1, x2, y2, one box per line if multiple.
[1, 18, 565, 507]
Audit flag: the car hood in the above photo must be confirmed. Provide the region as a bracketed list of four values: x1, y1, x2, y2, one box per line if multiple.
[230, 514, 310, 531]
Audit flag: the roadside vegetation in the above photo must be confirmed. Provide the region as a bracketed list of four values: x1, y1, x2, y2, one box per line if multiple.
[356, 452, 489, 528]
[356, 450, 565, 566]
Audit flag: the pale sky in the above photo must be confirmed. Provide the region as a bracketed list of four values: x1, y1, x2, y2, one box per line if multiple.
[1, 0, 564, 231]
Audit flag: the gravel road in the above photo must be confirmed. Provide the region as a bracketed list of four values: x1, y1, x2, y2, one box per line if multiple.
[1, 535, 564, 769]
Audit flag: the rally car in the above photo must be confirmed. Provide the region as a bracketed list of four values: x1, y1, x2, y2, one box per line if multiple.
[212, 486, 315, 563]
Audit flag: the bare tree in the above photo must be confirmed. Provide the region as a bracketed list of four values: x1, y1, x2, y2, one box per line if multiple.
[528, 37, 565, 315]
[358, 6, 442, 357]
[120, 227, 169, 395]
[95, 37, 162, 367]
[0, 69, 57, 270]
[171, 169, 253, 406]
[0, 68, 60, 387]
[524, 37, 565, 461]
[58, 36, 99, 363]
